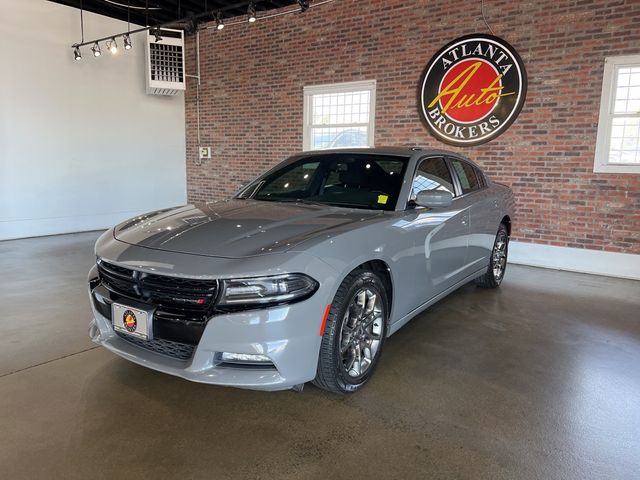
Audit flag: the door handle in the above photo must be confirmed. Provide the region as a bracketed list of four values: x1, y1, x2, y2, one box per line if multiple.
[461, 215, 468, 226]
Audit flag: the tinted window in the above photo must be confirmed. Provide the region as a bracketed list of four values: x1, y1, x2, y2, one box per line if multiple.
[240, 154, 409, 211]
[451, 159, 480, 194]
[256, 162, 320, 197]
[411, 157, 455, 198]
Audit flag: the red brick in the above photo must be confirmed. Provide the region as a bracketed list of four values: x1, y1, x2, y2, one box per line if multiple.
[184, 0, 640, 255]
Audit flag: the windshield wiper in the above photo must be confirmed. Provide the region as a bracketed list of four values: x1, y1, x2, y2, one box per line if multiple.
[255, 197, 336, 208]
[294, 198, 333, 207]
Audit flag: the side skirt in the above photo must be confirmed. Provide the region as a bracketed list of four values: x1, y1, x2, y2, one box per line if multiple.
[387, 267, 487, 336]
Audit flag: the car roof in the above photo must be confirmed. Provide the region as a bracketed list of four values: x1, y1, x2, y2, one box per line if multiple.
[292, 147, 478, 166]
[294, 146, 426, 156]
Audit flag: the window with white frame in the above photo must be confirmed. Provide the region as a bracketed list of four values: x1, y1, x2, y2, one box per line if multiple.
[594, 55, 640, 173]
[303, 80, 376, 151]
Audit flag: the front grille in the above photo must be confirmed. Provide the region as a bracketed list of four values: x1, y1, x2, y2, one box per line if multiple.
[115, 332, 195, 360]
[97, 260, 219, 322]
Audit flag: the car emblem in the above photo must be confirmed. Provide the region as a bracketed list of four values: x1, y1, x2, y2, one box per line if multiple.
[123, 310, 137, 332]
[419, 34, 527, 146]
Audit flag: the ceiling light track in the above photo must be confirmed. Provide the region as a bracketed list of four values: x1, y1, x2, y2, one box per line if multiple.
[71, 0, 336, 60]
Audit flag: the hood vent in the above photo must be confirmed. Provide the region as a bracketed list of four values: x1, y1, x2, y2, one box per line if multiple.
[145, 28, 185, 96]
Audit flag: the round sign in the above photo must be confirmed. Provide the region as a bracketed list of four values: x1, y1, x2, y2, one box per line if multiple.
[419, 34, 527, 147]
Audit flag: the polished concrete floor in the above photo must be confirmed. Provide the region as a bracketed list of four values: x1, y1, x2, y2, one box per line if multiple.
[1, 232, 639, 479]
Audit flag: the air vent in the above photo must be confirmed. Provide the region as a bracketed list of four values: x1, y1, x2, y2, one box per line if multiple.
[145, 28, 185, 96]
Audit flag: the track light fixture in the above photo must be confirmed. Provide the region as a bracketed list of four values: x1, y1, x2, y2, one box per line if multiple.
[71, 0, 338, 61]
[298, 0, 310, 12]
[107, 37, 118, 54]
[215, 11, 225, 30]
[247, 2, 257, 23]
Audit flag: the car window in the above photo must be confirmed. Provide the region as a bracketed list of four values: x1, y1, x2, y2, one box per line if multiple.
[256, 162, 320, 197]
[376, 160, 404, 176]
[451, 159, 480, 194]
[244, 154, 409, 211]
[411, 157, 455, 198]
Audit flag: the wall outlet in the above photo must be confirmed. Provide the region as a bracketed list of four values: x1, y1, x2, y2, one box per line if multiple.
[199, 146, 211, 160]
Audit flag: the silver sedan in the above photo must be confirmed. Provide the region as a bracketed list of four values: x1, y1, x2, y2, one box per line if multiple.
[88, 147, 514, 393]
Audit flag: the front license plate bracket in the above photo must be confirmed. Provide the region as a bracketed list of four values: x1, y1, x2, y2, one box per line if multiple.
[112, 303, 154, 340]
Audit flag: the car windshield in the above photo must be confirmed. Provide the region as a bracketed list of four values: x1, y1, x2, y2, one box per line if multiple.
[236, 153, 409, 211]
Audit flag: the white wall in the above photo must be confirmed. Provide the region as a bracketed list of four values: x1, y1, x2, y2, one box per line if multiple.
[509, 241, 640, 281]
[0, 0, 187, 240]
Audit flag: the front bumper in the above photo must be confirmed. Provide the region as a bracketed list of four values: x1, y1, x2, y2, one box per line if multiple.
[89, 292, 328, 391]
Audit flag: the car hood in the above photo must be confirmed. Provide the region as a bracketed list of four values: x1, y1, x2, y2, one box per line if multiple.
[113, 200, 385, 258]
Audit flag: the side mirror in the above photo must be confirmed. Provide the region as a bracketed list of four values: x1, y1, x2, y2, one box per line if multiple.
[415, 190, 453, 208]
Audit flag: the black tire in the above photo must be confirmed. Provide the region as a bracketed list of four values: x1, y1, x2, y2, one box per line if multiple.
[313, 269, 388, 394]
[474, 223, 509, 288]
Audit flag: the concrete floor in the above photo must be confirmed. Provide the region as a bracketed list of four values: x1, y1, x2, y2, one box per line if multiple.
[1, 232, 639, 479]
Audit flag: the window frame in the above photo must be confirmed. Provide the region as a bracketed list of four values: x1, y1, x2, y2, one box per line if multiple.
[594, 55, 640, 174]
[302, 80, 377, 152]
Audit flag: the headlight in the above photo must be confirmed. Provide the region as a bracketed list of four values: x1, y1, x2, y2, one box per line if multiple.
[219, 274, 318, 307]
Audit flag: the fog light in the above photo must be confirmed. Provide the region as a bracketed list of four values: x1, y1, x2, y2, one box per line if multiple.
[220, 352, 271, 364]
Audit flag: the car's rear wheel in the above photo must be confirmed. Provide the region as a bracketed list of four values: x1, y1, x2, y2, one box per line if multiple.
[313, 270, 388, 394]
[474, 223, 509, 288]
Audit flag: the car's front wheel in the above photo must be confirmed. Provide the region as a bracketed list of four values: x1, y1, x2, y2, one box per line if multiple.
[313, 269, 388, 394]
[474, 223, 509, 288]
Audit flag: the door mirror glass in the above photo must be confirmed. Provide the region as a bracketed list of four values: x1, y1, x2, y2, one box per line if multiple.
[415, 190, 453, 208]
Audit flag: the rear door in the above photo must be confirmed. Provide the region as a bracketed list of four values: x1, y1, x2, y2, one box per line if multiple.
[448, 158, 495, 273]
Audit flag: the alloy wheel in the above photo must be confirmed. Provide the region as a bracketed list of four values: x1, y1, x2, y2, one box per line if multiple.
[492, 231, 508, 281]
[339, 288, 384, 378]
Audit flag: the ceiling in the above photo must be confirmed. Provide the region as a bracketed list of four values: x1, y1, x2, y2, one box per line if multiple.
[50, 0, 299, 27]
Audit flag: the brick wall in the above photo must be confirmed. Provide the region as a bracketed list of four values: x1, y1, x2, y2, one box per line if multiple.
[184, 0, 640, 254]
